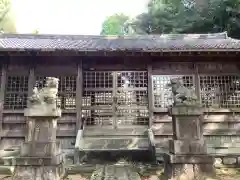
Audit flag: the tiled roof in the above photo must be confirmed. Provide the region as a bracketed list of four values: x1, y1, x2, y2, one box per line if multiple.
[0, 32, 239, 52]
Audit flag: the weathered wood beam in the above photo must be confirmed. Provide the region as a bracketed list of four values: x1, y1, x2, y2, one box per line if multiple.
[1, 129, 76, 137]
[0, 62, 7, 139]
[147, 64, 154, 127]
[194, 63, 201, 101]
[27, 61, 35, 108]
[75, 60, 83, 164]
[76, 60, 83, 132]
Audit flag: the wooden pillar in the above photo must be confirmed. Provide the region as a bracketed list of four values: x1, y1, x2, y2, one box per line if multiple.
[0, 62, 7, 138]
[194, 63, 201, 101]
[112, 72, 117, 129]
[26, 57, 35, 142]
[27, 63, 35, 107]
[147, 64, 154, 127]
[75, 60, 83, 164]
[76, 60, 83, 132]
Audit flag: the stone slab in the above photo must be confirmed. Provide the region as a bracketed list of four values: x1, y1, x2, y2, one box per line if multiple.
[164, 163, 215, 180]
[163, 153, 214, 164]
[24, 105, 61, 117]
[169, 139, 207, 155]
[26, 119, 58, 142]
[172, 116, 202, 140]
[77, 137, 149, 151]
[90, 164, 141, 180]
[12, 164, 64, 180]
[14, 153, 64, 166]
[20, 141, 61, 157]
[171, 106, 203, 116]
[222, 157, 237, 165]
[207, 147, 240, 154]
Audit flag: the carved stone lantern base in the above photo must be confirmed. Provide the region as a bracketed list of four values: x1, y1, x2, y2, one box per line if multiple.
[163, 105, 215, 180]
[12, 164, 64, 180]
[12, 77, 64, 180]
[24, 104, 61, 117]
[163, 154, 215, 180]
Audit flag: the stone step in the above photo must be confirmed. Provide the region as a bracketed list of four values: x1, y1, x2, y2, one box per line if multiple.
[77, 137, 149, 151]
[207, 147, 240, 154]
[90, 165, 141, 180]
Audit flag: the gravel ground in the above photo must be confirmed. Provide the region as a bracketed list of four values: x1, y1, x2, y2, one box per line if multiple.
[67, 168, 240, 180]
[1, 168, 240, 180]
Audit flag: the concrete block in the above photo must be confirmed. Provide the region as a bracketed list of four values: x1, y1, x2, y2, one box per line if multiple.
[169, 140, 207, 155]
[20, 142, 61, 157]
[173, 117, 201, 140]
[171, 106, 203, 115]
[222, 157, 237, 165]
[12, 164, 64, 180]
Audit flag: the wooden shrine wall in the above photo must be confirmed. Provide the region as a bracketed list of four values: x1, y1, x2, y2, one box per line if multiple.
[150, 58, 240, 155]
[0, 54, 240, 156]
[0, 56, 78, 153]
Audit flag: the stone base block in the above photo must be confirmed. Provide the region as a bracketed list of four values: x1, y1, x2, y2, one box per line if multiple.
[14, 154, 64, 166]
[12, 164, 64, 180]
[214, 156, 240, 167]
[169, 139, 207, 155]
[24, 105, 61, 117]
[20, 141, 61, 157]
[164, 153, 214, 164]
[163, 153, 215, 180]
[171, 106, 203, 116]
[164, 163, 215, 180]
[172, 116, 203, 140]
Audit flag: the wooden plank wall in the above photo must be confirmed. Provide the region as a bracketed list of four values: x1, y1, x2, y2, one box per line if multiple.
[150, 60, 240, 155]
[0, 56, 80, 154]
[0, 55, 240, 156]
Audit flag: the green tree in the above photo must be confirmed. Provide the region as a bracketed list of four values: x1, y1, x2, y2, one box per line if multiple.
[130, 0, 240, 38]
[100, 13, 131, 35]
[0, 0, 16, 33]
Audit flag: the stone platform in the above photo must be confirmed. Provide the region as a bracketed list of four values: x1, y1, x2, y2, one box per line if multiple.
[164, 153, 215, 179]
[163, 101, 215, 179]
[12, 77, 64, 180]
[12, 165, 64, 180]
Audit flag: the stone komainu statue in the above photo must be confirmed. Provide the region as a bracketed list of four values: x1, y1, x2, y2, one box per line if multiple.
[168, 77, 199, 106]
[28, 77, 59, 106]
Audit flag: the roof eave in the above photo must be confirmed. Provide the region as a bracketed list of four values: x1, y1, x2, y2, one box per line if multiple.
[0, 48, 239, 52]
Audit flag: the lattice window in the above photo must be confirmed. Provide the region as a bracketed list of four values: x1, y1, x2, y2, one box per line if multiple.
[35, 76, 76, 109]
[152, 75, 194, 108]
[4, 76, 28, 109]
[84, 71, 113, 88]
[200, 75, 240, 108]
[117, 90, 148, 106]
[3, 115, 25, 123]
[82, 91, 113, 126]
[83, 71, 148, 126]
[116, 71, 148, 125]
[82, 109, 113, 125]
[83, 91, 113, 106]
[83, 71, 113, 126]
[116, 109, 148, 125]
[117, 71, 148, 88]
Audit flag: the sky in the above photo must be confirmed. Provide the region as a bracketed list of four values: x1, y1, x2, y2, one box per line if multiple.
[12, 0, 148, 35]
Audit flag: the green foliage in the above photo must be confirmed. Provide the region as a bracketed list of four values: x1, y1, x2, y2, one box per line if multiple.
[127, 0, 240, 38]
[0, 0, 16, 33]
[100, 13, 131, 35]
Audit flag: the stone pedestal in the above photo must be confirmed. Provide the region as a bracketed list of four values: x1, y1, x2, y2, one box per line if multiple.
[12, 105, 64, 180]
[12, 166, 64, 180]
[164, 106, 215, 180]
